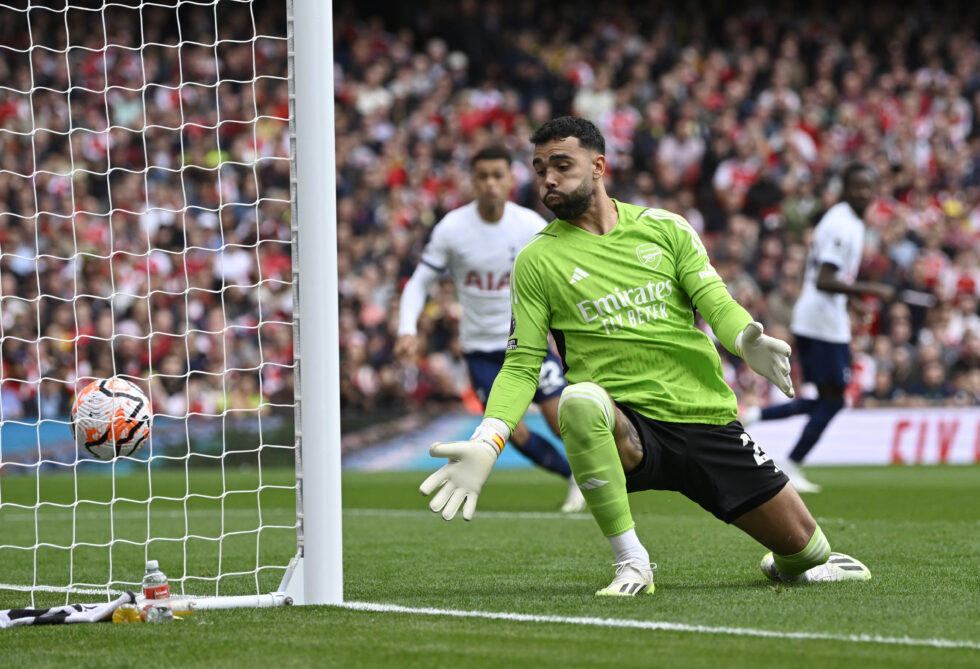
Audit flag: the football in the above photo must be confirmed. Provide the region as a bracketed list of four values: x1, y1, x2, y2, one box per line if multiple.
[70, 378, 152, 460]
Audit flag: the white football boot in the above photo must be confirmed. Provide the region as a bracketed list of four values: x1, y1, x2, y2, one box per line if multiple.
[761, 551, 871, 583]
[595, 558, 656, 596]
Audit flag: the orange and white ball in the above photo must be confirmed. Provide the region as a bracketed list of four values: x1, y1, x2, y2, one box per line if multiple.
[70, 378, 152, 460]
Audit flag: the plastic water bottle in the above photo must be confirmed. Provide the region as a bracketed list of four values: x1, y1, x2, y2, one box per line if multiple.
[141, 559, 170, 600]
[142, 603, 175, 623]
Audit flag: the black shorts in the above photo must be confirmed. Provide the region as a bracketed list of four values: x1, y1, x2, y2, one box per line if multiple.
[617, 402, 789, 523]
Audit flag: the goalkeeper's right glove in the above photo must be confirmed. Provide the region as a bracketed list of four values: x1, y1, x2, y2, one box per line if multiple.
[419, 418, 509, 521]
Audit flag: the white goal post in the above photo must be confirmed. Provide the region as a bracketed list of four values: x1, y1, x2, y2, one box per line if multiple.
[0, 0, 341, 609]
[289, 0, 342, 606]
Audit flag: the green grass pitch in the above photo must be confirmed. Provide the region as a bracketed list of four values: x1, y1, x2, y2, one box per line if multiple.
[1, 465, 978, 668]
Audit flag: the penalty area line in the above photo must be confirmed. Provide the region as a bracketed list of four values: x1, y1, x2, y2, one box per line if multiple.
[338, 601, 980, 650]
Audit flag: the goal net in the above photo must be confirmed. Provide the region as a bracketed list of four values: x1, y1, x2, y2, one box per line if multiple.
[0, 0, 339, 609]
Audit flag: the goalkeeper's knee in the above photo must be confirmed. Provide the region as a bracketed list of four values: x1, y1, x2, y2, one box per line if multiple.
[557, 382, 615, 454]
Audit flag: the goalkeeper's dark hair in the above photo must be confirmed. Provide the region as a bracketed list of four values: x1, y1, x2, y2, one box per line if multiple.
[842, 161, 875, 187]
[470, 145, 512, 167]
[529, 116, 606, 154]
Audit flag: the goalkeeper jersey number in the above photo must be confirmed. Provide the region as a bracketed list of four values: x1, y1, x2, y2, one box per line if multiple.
[487, 200, 752, 427]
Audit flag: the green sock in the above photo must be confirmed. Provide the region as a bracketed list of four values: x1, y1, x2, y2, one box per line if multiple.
[773, 524, 831, 576]
[558, 383, 634, 537]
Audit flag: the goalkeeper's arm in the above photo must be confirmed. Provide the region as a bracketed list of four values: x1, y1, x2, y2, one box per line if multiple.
[692, 281, 794, 398]
[419, 349, 541, 520]
[483, 348, 541, 433]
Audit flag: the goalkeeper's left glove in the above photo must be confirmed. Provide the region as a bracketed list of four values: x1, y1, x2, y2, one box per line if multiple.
[419, 418, 509, 521]
[734, 321, 795, 398]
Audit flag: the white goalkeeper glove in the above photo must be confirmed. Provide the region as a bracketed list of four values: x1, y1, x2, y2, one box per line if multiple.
[419, 418, 509, 521]
[734, 322, 795, 398]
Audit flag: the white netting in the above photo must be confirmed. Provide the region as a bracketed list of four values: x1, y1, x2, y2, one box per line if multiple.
[0, 0, 298, 607]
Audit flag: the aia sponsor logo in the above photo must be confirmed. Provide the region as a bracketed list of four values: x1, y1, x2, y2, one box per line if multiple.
[463, 270, 510, 290]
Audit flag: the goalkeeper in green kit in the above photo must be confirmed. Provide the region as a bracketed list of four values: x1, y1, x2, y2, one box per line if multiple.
[420, 116, 871, 596]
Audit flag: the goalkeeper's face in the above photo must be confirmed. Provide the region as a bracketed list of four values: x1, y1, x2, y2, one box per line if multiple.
[533, 138, 597, 221]
[471, 158, 514, 212]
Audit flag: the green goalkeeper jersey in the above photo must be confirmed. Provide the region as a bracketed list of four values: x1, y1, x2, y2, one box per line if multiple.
[485, 199, 753, 429]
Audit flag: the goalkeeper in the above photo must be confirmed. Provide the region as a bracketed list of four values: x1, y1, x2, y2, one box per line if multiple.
[420, 116, 871, 596]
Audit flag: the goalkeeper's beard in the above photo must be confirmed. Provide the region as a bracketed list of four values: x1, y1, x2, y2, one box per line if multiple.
[543, 176, 594, 221]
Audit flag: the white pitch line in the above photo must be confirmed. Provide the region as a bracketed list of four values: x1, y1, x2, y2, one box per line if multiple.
[339, 601, 980, 650]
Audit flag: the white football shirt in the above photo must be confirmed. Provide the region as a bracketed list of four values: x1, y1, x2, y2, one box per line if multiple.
[398, 201, 548, 352]
[791, 201, 866, 343]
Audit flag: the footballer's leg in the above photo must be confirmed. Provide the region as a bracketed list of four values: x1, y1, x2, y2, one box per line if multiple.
[558, 382, 653, 596]
[735, 485, 870, 583]
[510, 420, 581, 498]
[539, 395, 586, 512]
[510, 415, 573, 479]
[733, 483, 817, 556]
[511, 404, 583, 511]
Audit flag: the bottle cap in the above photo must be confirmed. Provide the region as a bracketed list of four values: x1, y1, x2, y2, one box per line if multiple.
[146, 559, 159, 570]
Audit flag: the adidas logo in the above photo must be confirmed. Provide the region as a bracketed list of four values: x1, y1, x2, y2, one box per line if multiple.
[569, 267, 590, 284]
[578, 477, 608, 490]
[828, 553, 867, 571]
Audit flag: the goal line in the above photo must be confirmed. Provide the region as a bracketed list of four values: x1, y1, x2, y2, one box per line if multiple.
[340, 601, 980, 651]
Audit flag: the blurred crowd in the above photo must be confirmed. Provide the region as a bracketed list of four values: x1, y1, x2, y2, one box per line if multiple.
[2, 1, 979, 429]
[333, 1, 980, 415]
[0, 1, 294, 422]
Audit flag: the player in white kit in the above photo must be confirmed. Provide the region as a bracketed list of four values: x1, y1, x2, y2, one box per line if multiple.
[742, 163, 894, 492]
[396, 145, 585, 512]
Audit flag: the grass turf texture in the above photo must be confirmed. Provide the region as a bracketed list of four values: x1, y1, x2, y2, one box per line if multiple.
[1, 465, 978, 668]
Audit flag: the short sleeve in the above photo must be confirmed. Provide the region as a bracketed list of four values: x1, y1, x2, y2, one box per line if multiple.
[419, 220, 450, 271]
[812, 215, 848, 270]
